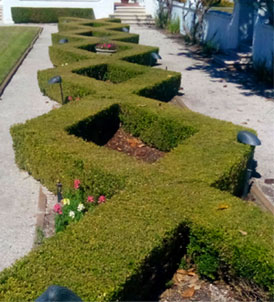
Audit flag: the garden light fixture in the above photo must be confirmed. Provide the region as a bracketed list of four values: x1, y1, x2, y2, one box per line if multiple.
[151, 52, 162, 60]
[59, 38, 68, 44]
[237, 131, 261, 146]
[56, 181, 63, 203]
[36, 285, 82, 301]
[122, 27, 129, 32]
[48, 75, 64, 104]
[150, 52, 162, 66]
[237, 131, 261, 198]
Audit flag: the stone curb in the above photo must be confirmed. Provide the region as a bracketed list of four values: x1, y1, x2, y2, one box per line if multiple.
[251, 182, 274, 215]
[0, 27, 43, 97]
[34, 186, 47, 246]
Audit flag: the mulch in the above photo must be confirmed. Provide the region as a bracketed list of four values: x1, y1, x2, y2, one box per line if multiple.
[105, 127, 165, 163]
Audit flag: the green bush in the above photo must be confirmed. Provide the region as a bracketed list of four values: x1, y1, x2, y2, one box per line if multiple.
[168, 17, 180, 34]
[11, 7, 94, 23]
[0, 17, 273, 301]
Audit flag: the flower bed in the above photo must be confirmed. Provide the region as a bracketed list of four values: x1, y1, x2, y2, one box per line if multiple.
[1, 17, 273, 301]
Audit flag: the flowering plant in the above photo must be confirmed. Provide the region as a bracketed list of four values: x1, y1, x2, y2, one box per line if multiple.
[96, 42, 117, 50]
[54, 179, 107, 233]
[65, 95, 81, 103]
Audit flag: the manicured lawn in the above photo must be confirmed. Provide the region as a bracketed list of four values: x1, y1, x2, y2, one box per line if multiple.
[0, 26, 40, 85]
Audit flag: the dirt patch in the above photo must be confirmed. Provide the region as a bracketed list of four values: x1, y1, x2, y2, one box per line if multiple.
[159, 266, 268, 302]
[105, 127, 166, 163]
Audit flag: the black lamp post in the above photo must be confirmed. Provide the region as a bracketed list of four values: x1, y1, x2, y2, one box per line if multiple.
[237, 131, 261, 197]
[59, 38, 68, 44]
[57, 181, 63, 203]
[48, 76, 64, 105]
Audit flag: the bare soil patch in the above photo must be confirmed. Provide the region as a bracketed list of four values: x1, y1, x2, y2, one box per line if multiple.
[105, 127, 166, 163]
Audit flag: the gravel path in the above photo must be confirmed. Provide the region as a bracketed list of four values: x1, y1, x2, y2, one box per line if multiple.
[0, 24, 57, 271]
[131, 25, 274, 205]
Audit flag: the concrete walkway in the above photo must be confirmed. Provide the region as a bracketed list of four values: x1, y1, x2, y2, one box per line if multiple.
[0, 24, 57, 271]
[131, 25, 274, 205]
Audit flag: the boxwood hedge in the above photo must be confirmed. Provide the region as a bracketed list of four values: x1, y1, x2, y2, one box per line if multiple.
[11, 7, 94, 23]
[0, 18, 273, 301]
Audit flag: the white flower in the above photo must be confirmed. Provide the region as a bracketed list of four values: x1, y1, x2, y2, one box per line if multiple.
[65, 63, 68, 66]
[69, 211, 75, 219]
[77, 203, 85, 212]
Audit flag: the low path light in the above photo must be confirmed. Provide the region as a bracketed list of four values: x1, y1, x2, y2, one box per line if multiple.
[59, 38, 68, 44]
[36, 285, 82, 301]
[150, 52, 162, 66]
[237, 131, 261, 197]
[122, 27, 129, 32]
[56, 181, 63, 203]
[48, 75, 64, 104]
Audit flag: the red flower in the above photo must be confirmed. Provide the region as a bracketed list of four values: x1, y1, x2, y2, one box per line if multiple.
[53, 203, 62, 214]
[67, 96, 73, 101]
[87, 196, 95, 203]
[98, 195, 106, 204]
[74, 179, 81, 189]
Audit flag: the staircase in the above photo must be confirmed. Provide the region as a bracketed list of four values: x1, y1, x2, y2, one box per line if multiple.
[213, 44, 252, 70]
[110, 4, 154, 25]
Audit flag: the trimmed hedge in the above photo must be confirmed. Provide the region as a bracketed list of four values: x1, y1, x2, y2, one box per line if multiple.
[0, 17, 273, 301]
[11, 7, 94, 23]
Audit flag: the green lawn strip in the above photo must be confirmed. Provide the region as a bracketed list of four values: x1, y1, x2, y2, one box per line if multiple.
[0, 26, 40, 86]
[11, 7, 94, 23]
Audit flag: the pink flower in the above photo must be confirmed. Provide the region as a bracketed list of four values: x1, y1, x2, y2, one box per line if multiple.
[74, 179, 81, 189]
[67, 96, 73, 101]
[107, 44, 111, 49]
[98, 195, 106, 204]
[103, 43, 107, 48]
[87, 196, 95, 203]
[53, 203, 62, 214]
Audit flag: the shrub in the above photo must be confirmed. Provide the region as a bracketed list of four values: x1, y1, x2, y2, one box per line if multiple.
[168, 17, 180, 34]
[0, 17, 273, 301]
[11, 7, 94, 23]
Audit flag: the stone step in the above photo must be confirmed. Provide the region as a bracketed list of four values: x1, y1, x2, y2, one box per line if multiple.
[111, 4, 154, 25]
[109, 16, 155, 24]
[119, 19, 155, 24]
[110, 13, 151, 18]
[115, 6, 146, 11]
[214, 48, 252, 68]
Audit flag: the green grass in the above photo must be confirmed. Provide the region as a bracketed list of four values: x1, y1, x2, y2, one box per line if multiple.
[0, 26, 40, 85]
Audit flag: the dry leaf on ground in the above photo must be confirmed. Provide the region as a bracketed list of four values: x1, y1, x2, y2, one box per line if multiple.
[182, 286, 195, 298]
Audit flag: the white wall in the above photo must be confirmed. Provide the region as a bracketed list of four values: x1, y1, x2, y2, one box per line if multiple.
[172, 1, 234, 50]
[253, 16, 274, 72]
[204, 11, 232, 50]
[3, 0, 115, 24]
[144, 0, 158, 16]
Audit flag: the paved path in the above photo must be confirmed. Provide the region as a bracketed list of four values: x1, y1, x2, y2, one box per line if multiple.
[0, 24, 57, 271]
[131, 25, 274, 204]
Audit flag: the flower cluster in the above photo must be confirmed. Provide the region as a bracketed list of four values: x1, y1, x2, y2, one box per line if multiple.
[65, 96, 81, 103]
[96, 42, 117, 50]
[53, 178, 107, 233]
[86, 194, 106, 204]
